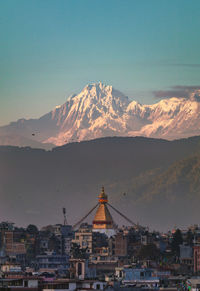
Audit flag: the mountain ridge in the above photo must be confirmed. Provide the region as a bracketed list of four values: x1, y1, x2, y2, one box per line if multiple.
[1, 83, 200, 148]
[1, 135, 200, 230]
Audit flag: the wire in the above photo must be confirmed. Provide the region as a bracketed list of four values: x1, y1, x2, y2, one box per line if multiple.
[107, 202, 144, 230]
[72, 203, 99, 229]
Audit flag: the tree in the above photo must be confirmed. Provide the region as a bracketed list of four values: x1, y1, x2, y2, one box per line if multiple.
[92, 232, 108, 251]
[26, 224, 38, 235]
[48, 234, 61, 254]
[171, 229, 183, 256]
[137, 243, 161, 261]
[26, 243, 36, 264]
[70, 243, 89, 259]
[186, 230, 194, 246]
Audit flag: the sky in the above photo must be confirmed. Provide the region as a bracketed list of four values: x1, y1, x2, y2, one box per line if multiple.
[1, 0, 200, 126]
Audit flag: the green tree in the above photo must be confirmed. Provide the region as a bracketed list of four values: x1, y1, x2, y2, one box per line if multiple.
[26, 224, 38, 235]
[186, 230, 194, 246]
[70, 243, 89, 259]
[48, 234, 61, 254]
[171, 229, 183, 256]
[137, 243, 161, 261]
[26, 243, 36, 264]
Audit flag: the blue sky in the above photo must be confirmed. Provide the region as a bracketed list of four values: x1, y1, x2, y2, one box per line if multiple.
[1, 0, 200, 125]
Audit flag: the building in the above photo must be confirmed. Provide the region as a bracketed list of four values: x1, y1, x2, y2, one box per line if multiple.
[72, 224, 93, 254]
[180, 244, 193, 272]
[116, 267, 159, 287]
[51, 224, 74, 255]
[61, 225, 74, 255]
[1, 262, 22, 273]
[4, 231, 14, 255]
[69, 259, 96, 280]
[36, 254, 69, 272]
[141, 234, 153, 245]
[114, 231, 128, 257]
[0, 227, 26, 263]
[38, 224, 74, 256]
[42, 279, 107, 291]
[193, 244, 200, 273]
[0, 277, 40, 290]
[93, 187, 115, 237]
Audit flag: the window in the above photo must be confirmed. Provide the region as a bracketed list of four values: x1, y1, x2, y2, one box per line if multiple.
[78, 262, 82, 276]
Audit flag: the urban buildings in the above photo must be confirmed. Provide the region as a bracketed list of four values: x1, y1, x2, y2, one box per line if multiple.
[1, 188, 200, 289]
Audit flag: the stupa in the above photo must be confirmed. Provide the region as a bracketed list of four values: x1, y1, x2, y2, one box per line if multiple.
[92, 187, 116, 237]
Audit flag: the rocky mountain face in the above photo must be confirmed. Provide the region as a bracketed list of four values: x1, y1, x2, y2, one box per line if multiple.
[1, 83, 200, 147]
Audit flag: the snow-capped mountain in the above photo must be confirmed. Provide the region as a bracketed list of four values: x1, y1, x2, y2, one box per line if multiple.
[1, 83, 200, 148]
[128, 91, 200, 140]
[45, 82, 130, 145]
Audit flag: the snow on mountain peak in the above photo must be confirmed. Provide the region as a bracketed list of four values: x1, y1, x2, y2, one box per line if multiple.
[82, 82, 117, 99]
[65, 82, 130, 113]
[1, 84, 200, 147]
[55, 105, 62, 109]
[190, 90, 200, 102]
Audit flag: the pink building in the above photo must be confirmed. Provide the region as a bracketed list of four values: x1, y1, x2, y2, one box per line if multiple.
[193, 245, 200, 273]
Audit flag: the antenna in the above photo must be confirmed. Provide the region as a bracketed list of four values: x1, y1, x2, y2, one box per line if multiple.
[62, 207, 67, 225]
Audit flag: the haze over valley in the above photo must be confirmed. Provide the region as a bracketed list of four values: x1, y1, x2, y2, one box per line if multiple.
[1, 135, 200, 231]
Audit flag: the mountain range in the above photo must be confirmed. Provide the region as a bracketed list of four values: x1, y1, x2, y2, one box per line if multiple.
[1, 82, 200, 148]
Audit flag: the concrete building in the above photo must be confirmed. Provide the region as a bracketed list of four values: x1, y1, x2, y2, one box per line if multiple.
[36, 254, 69, 272]
[38, 224, 74, 256]
[72, 224, 93, 254]
[113, 231, 128, 257]
[141, 234, 153, 245]
[42, 279, 107, 291]
[116, 267, 159, 287]
[180, 244, 193, 272]
[0, 277, 40, 290]
[69, 259, 96, 280]
[193, 244, 200, 273]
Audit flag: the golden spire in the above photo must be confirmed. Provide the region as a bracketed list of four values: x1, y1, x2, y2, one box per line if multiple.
[93, 187, 114, 230]
[98, 186, 108, 203]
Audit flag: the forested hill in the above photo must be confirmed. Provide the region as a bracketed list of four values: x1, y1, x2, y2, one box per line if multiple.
[0, 136, 200, 230]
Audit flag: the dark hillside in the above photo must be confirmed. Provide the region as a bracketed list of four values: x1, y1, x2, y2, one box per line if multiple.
[0, 136, 200, 230]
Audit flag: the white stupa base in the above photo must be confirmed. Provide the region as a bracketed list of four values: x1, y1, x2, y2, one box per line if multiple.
[92, 228, 116, 237]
